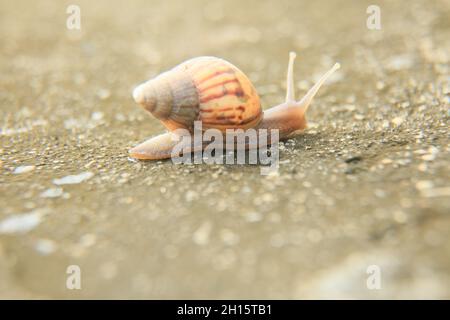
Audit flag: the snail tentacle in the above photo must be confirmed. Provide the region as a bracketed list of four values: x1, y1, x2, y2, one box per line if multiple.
[296, 62, 340, 112]
[285, 51, 297, 103]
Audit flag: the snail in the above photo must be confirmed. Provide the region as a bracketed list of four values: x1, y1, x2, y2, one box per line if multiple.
[130, 52, 340, 160]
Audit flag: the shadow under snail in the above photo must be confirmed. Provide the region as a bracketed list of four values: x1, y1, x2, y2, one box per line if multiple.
[130, 52, 340, 160]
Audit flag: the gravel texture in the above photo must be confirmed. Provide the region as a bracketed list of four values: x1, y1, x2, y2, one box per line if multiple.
[0, 0, 449, 298]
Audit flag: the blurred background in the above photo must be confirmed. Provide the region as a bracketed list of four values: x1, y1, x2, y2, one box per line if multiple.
[0, 0, 449, 298]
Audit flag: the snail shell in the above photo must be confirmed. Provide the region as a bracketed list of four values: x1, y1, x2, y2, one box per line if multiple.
[133, 57, 263, 132]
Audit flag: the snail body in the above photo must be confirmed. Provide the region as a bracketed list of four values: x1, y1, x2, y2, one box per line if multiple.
[130, 52, 340, 160]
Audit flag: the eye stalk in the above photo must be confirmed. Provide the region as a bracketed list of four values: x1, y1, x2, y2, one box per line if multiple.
[286, 51, 297, 103]
[253, 52, 341, 138]
[284, 51, 340, 112]
[297, 61, 340, 112]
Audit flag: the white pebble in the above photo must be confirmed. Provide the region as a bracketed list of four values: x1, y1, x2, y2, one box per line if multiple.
[386, 54, 414, 71]
[13, 165, 35, 174]
[421, 146, 439, 161]
[40, 187, 64, 198]
[0, 210, 44, 234]
[185, 190, 198, 202]
[96, 89, 111, 100]
[91, 111, 104, 121]
[391, 116, 405, 126]
[34, 239, 57, 255]
[79, 233, 97, 247]
[53, 172, 94, 185]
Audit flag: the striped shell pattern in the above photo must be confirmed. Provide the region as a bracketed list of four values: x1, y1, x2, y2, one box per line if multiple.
[142, 57, 263, 132]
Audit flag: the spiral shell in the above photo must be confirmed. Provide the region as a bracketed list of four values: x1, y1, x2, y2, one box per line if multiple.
[133, 57, 263, 132]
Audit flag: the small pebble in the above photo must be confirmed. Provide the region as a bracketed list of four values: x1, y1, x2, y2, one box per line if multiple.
[420, 187, 450, 198]
[376, 81, 386, 90]
[91, 111, 104, 121]
[40, 187, 64, 198]
[13, 165, 35, 174]
[415, 180, 434, 190]
[97, 89, 111, 100]
[34, 239, 57, 255]
[344, 156, 362, 164]
[386, 54, 414, 71]
[79, 233, 97, 247]
[0, 210, 44, 234]
[53, 172, 94, 185]
[391, 116, 405, 126]
[185, 190, 198, 202]
[420, 146, 439, 162]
